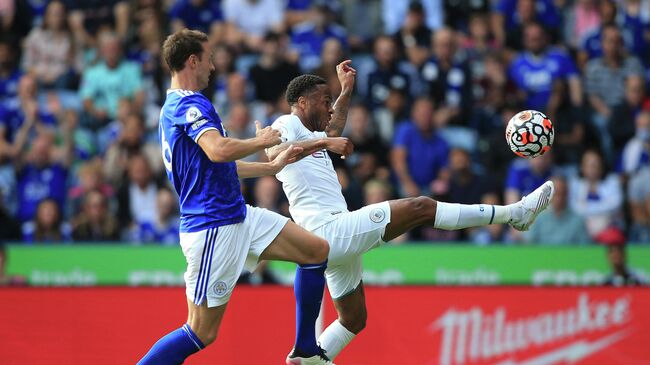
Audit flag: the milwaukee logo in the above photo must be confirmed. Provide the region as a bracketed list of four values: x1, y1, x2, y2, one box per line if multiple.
[433, 293, 631, 365]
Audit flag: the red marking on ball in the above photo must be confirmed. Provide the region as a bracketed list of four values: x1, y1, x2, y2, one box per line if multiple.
[543, 119, 552, 131]
[521, 131, 529, 144]
[541, 146, 550, 155]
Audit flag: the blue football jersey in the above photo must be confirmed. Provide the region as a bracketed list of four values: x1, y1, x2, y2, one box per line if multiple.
[159, 89, 245, 233]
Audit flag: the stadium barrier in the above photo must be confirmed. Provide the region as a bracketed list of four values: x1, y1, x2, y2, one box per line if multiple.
[1, 286, 649, 364]
[6, 244, 650, 285]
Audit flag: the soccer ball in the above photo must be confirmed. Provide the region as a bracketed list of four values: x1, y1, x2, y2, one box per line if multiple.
[505, 110, 554, 159]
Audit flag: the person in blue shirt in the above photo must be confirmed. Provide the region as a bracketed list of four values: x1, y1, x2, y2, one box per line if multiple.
[137, 29, 333, 365]
[492, 0, 560, 46]
[391, 97, 449, 198]
[169, 0, 223, 34]
[509, 22, 582, 113]
[290, 1, 348, 72]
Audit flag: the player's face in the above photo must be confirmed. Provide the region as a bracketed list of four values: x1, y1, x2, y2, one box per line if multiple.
[307, 85, 334, 131]
[196, 42, 215, 90]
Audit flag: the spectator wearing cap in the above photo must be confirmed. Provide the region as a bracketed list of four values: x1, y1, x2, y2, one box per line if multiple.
[597, 227, 644, 286]
[289, 1, 347, 72]
[526, 175, 591, 245]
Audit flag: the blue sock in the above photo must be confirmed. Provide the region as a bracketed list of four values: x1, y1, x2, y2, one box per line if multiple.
[137, 324, 205, 365]
[293, 260, 327, 355]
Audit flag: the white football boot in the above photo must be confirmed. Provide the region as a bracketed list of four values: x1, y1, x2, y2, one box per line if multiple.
[509, 180, 555, 231]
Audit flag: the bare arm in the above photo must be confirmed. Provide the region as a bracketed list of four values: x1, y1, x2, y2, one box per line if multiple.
[197, 125, 281, 163]
[236, 145, 304, 178]
[390, 146, 420, 197]
[568, 77, 583, 107]
[266, 137, 353, 162]
[325, 60, 357, 137]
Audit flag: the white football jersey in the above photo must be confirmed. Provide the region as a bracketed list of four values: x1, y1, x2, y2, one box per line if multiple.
[272, 114, 348, 230]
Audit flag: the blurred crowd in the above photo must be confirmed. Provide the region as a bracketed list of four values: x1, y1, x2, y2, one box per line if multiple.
[0, 0, 649, 247]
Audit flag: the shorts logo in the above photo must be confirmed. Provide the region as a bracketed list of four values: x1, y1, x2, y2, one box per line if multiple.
[213, 281, 228, 297]
[186, 106, 202, 122]
[370, 208, 386, 223]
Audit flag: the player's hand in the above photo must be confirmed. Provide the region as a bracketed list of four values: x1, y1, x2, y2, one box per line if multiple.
[271, 144, 305, 171]
[336, 60, 356, 94]
[325, 137, 354, 159]
[255, 120, 283, 148]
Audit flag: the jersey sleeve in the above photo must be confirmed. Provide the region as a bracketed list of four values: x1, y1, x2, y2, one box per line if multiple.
[175, 93, 222, 143]
[271, 115, 303, 143]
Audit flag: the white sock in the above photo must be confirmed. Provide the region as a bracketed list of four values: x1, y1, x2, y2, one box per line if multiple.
[433, 202, 514, 230]
[318, 320, 356, 360]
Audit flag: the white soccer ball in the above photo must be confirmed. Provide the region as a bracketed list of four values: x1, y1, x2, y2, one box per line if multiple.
[505, 110, 554, 159]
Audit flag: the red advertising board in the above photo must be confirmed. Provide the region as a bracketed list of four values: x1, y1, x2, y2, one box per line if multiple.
[0, 287, 648, 364]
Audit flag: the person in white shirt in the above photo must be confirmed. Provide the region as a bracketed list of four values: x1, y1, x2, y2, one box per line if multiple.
[268, 61, 555, 362]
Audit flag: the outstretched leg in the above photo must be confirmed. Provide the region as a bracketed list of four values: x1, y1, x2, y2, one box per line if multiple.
[318, 284, 366, 360]
[383, 181, 554, 241]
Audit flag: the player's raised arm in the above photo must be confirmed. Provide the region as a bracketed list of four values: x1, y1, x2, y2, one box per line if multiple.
[325, 60, 356, 137]
[197, 121, 282, 163]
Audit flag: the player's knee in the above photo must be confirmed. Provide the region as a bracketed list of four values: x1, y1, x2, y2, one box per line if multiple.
[412, 196, 437, 221]
[340, 309, 367, 334]
[304, 237, 329, 264]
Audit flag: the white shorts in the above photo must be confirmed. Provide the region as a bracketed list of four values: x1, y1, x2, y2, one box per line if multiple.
[179, 205, 289, 307]
[311, 201, 392, 299]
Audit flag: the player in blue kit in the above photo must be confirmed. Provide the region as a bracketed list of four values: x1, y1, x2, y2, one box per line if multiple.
[137, 29, 334, 365]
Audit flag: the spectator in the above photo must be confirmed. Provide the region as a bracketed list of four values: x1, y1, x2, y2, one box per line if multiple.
[363, 178, 393, 205]
[0, 0, 33, 39]
[0, 37, 22, 102]
[169, 0, 223, 36]
[0, 199, 21, 241]
[597, 227, 644, 286]
[341, 0, 381, 51]
[290, 1, 347, 72]
[67, 159, 114, 217]
[311, 37, 345, 81]
[420, 27, 472, 126]
[445, 0, 490, 31]
[491, 0, 560, 46]
[250, 32, 300, 105]
[391, 97, 449, 197]
[253, 175, 285, 213]
[569, 149, 624, 239]
[223, 0, 285, 52]
[393, 2, 431, 68]
[116, 153, 161, 230]
[343, 103, 390, 172]
[224, 102, 260, 162]
[628, 166, 650, 243]
[361, 35, 416, 111]
[66, 0, 129, 47]
[503, 0, 541, 52]
[103, 113, 162, 186]
[509, 22, 582, 113]
[622, 111, 650, 175]
[22, 198, 72, 243]
[478, 102, 517, 189]
[526, 175, 591, 244]
[79, 32, 144, 131]
[610, 75, 650, 159]
[443, 147, 495, 240]
[577, 0, 619, 68]
[71, 189, 120, 242]
[14, 115, 74, 223]
[0, 243, 27, 286]
[563, 0, 601, 49]
[504, 149, 555, 204]
[382, 0, 443, 35]
[546, 79, 588, 166]
[211, 44, 238, 113]
[584, 24, 644, 159]
[130, 187, 180, 244]
[21, 1, 78, 90]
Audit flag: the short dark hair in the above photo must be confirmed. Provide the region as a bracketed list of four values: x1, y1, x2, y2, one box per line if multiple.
[285, 75, 327, 105]
[162, 29, 209, 73]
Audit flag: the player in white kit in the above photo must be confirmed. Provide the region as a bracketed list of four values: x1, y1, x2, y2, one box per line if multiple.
[268, 61, 555, 361]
